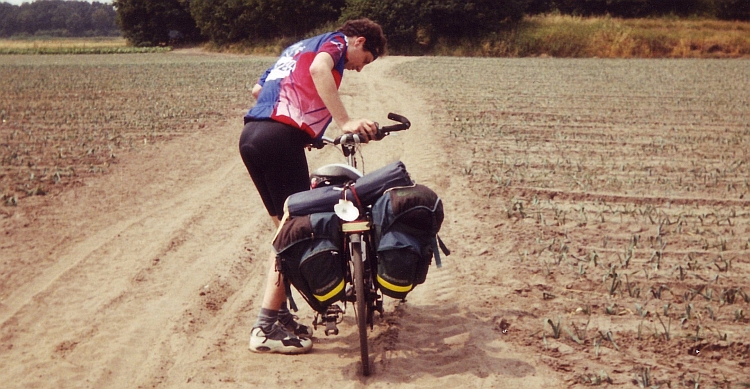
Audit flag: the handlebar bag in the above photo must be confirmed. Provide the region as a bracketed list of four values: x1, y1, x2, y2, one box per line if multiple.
[285, 160, 412, 216]
[273, 212, 346, 314]
[371, 184, 444, 299]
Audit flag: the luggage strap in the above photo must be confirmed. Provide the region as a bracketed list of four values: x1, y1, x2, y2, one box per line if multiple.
[431, 234, 451, 268]
[276, 256, 299, 312]
[285, 281, 299, 312]
[344, 182, 363, 208]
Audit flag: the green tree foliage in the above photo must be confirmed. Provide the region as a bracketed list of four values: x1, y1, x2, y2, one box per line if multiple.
[114, 0, 202, 46]
[341, 0, 526, 51]
[0, 0, 119, 37]
[526, 0, 748, 20]
[189, 0, 344, 44]
[715, 0, 750, 20]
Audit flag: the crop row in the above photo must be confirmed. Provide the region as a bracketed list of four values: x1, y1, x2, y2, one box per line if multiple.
[0, 54, 274, 205]
[394, 57, 750, 387]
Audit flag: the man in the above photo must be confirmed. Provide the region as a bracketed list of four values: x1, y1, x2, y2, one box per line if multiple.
[239, 19, 387, 354]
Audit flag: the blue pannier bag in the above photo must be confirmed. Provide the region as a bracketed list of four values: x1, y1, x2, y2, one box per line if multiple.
[285, 160, 412, 217]
[371, 184, 447, 299]
[273, 212, 346, 314]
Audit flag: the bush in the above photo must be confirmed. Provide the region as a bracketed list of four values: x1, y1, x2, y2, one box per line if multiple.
[0, 0, 119, 38]
[341, 0, 526, 52]
[715, 0, 750, 20]
[114, 0, 201, 46]
[190, 0, 344, 45]
[525, 0, 748, 21]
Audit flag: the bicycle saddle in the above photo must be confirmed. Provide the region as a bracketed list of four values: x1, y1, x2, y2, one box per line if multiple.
[310, 163, 363, 188]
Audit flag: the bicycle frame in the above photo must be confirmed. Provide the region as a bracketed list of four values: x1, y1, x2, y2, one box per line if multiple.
[309, 113, 410, 376]
[312, 140, 379, 375]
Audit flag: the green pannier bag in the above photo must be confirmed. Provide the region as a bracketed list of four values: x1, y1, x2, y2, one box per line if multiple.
[273, 212, 346, 314]
[371, 184, 445, 299]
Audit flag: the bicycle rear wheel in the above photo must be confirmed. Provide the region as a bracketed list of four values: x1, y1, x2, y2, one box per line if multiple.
[351, 241, 370, 376]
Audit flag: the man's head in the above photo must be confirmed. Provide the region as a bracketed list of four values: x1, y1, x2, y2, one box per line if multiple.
[338, 18, 386, 71]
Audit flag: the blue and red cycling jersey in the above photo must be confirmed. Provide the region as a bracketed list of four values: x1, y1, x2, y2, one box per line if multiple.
[244, 32, 348, 139]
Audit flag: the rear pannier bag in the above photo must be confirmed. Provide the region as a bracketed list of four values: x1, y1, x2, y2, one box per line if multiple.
[371, 184, 445, 299]
[285, 160, 413, 216]
[273, 212, 346, 314]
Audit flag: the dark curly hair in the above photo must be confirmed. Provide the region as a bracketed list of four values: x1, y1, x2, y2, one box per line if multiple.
[337, 18, 387, 59]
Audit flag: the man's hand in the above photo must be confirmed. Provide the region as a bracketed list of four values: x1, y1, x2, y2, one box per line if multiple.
[342, 119, 378, 141]
[251, 84, 262, 99]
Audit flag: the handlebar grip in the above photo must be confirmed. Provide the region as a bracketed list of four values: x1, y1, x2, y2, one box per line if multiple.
[387, 113, 411, 128]
[334, 133, 367, 145]
[378, 112, 411, 136]
[332, 113, 411, 144]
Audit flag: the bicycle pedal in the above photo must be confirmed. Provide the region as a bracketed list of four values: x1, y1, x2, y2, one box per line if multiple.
[325, 320, 339, 336]
[316, 304, 343, 336]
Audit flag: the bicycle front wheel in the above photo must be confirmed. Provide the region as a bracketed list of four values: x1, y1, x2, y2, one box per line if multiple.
[351, 241, 370, 376]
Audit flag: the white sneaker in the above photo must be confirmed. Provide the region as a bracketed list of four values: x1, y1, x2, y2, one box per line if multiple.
[249, 325, 312, 354]
[282, 320, 314, 339]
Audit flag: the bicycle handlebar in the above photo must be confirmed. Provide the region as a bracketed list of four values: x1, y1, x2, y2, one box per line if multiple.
[313, 113, 410, 148]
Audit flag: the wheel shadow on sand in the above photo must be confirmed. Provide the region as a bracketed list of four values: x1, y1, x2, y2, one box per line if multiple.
[362, 302, 536, 381]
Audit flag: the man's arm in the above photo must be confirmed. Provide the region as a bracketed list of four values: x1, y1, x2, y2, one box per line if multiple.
[251, 84, 262, 99]
[309, 52, 376, 138]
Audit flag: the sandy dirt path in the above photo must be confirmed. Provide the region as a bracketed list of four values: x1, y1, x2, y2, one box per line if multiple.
[0, 56, 562, 388]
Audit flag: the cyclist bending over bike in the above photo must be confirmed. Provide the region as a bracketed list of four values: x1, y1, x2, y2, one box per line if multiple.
[239, 18, 387, 354]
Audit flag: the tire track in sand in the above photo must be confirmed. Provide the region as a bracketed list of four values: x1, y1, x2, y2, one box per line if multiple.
[337, 57, 562, 387]
[0, 118, 276, 388]
[0, 55, 564, 388]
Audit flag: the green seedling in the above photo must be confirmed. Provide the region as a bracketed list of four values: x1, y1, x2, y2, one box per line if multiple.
[705, 305, 716, 321]
[594, 336, 602, 357]
[565, 317, 590, 345]
[689, 325, 703, 342]
[720, 288, 740, 305]
[602, 330, 620, 351]
[714, 256, 731, 272]
[547, 317, 562, 339]
[684, 303, 694, 320]
[626, 274, 641, 298]
[609, 274, 621, 296]
[650, 285, 670, 299]
[677, 265, 686, 281]
[656, 313, 671, 341]
[635, 303, 648, 318]
[578, 370, 612, 386]
[635, 366, 653, 388]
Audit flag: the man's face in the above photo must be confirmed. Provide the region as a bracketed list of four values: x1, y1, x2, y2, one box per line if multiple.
[344, 36, 375, 72]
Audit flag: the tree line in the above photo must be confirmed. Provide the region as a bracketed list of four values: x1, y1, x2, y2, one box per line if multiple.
[527, 0, 748, 19]
[0, 0, 119, 37]
[1, 0, 747, 48]
[114, 0, 749, 49]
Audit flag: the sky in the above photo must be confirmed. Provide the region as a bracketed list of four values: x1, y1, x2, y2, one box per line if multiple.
[2, 0, 112, 5]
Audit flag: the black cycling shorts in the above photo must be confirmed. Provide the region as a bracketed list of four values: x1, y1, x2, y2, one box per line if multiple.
[239, 120, 312, 219]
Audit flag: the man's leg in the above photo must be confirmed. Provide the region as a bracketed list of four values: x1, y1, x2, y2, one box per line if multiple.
[249, 217, 312, 354]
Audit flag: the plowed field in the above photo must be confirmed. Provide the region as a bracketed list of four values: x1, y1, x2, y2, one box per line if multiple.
[1, 52, 748, 388]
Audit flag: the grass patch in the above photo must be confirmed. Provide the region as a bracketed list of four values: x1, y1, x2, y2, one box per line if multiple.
[0, 37, 171, 54]
[431, 14, 750, 58]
